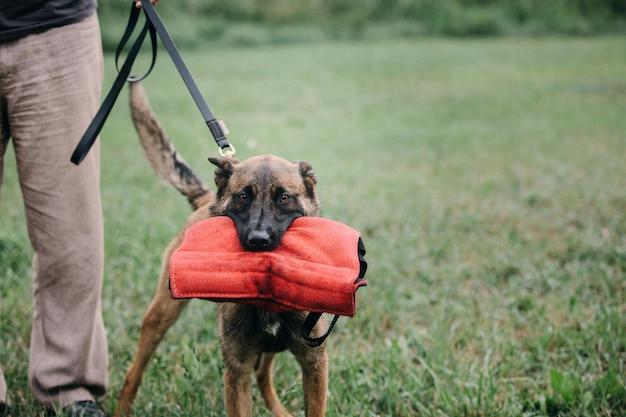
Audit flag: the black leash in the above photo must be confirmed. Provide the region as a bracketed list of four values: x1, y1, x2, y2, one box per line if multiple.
[301, 313, 340, 348]
[71, 0, 234, 165]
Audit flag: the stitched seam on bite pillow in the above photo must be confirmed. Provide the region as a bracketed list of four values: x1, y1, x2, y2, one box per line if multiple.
[263, 291, 351, 315]
[270, 256, 357, 293]
[270, 270, 355, 295]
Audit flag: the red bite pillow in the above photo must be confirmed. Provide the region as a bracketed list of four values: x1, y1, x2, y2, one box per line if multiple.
[169, 216, 367, 317]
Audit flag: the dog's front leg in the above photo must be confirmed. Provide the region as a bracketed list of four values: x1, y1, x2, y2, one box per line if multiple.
[224, 358, 255, 417]
[219, 304, 261, 417]
[115, 263, 189, 417]
[293, 346, 328, 417]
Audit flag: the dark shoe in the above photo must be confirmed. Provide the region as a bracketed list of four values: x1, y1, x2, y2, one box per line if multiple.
[0, 403, 7, 416]
[60, 401, 105, 417]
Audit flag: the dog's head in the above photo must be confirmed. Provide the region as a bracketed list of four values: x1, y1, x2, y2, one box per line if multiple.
[208, 154, 319, 251]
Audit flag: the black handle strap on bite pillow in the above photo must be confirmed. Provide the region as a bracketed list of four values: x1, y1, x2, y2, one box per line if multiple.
[301, 238, 368, 347]
[71, 0, 233, 165]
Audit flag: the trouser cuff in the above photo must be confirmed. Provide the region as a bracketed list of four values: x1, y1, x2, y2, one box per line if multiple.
[38, 387, 95, 408]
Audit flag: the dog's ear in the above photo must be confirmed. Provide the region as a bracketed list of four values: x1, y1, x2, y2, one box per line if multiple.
[298, 161, 317, 199]
[208, 157, 236, 192]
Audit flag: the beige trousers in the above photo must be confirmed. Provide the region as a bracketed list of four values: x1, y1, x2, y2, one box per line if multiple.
[0, 14, 107, 406]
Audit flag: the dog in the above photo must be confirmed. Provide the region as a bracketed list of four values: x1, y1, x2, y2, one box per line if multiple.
[113, 83, 329, 417]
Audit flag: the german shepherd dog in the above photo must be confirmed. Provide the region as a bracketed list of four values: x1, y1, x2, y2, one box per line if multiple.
[114, 83, 328, 417]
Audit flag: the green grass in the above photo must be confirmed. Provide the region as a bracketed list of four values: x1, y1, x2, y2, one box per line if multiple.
[1, 37, 625, 416]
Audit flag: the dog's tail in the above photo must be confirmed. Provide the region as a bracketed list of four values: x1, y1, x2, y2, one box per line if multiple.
[129, 82, 210, 210]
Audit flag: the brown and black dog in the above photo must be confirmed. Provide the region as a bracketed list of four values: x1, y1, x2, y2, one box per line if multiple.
[114, 83, 329, 417]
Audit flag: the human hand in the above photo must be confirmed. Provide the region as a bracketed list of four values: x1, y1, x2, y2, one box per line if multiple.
[135, 0, 160, 8]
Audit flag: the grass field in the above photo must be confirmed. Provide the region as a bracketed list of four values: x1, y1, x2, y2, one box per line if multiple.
[1, 37, 625, 416]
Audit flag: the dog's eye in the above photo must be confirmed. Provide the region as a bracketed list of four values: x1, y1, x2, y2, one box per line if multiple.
[279, 193, 290, 203]
[238, 192, 248, 201]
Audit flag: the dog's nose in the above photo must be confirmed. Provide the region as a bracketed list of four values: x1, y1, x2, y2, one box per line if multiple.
[248, 230, 271, 250]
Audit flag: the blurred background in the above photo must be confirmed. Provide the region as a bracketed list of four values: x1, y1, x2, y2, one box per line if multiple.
[98, 0, 626, 49]
[1, 1, 625, 416]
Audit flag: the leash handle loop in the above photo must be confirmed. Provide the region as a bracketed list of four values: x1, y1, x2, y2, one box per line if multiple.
[71, 11, 151, 165]
[114, 6, 157, 83]
[71, 0, 233, 165]
[301, 313, 340, 348]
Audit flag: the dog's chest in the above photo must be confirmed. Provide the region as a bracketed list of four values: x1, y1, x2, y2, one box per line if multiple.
[257, 313, 291, 352]
[263, 320, 280, 336]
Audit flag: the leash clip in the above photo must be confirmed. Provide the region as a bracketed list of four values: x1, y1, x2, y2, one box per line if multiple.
[218, 143, 236, 157]
[208, 118, 235, 157]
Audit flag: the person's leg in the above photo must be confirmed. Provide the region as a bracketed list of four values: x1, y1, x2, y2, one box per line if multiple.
[0, 369, 5, 406]
[0, 96, 8, 192]
[2, 14, 107, 406]
[0, 77, 10, 406]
